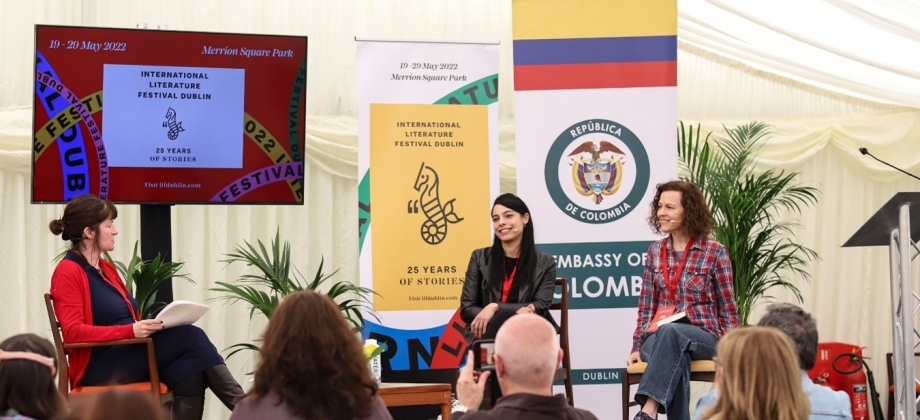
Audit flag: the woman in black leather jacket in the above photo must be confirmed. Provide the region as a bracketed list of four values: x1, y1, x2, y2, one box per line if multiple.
[459, 193, 558, 341]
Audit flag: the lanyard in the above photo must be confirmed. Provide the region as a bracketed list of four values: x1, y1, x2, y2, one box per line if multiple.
[500, 260, 519, 303]
[661, 237, 694, 303]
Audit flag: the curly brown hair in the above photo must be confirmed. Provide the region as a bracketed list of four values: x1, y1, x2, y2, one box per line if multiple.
[647, 180, 714, 239]
[244, 291, 377, 419]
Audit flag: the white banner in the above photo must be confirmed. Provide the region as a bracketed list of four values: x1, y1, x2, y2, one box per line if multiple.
[512, 0, 678, 416]
[357, 39, 499, 377]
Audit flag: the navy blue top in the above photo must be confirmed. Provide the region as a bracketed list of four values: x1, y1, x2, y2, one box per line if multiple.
[83, 260, 138, 326]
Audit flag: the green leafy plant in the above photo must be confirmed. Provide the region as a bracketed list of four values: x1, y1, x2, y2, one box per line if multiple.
[107, 241, 144, 295]
[106, 241, 193, 319]
[210, 230, 380, 358]
[678, 121, 819, 325]
[130, 254, 193, 319]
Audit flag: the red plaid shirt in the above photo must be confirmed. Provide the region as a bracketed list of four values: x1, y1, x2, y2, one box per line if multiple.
[631, 236, 739, 352]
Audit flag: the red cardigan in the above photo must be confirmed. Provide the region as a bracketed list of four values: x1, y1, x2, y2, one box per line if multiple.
[50, 255, 139, 390]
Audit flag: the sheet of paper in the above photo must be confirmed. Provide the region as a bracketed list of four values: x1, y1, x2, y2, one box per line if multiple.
[155, 299, 209, 328]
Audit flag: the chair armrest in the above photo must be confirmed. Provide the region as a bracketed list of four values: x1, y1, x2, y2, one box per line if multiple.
[63, 337, 152, 349]
[63, 337, 161, 395]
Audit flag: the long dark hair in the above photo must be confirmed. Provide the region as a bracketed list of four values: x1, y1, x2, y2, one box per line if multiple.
[245, 291, 377, 419]
[489, 194, 537, 301]
[0, 334, 66, 420]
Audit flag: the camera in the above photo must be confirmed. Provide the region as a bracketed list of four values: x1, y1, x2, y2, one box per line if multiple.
[471, 339, 495, 371]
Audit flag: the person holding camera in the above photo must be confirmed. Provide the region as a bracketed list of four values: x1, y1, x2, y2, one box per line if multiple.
[453, 314, 597, 420]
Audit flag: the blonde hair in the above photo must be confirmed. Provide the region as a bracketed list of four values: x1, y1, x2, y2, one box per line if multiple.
[702, 327, 810, 420]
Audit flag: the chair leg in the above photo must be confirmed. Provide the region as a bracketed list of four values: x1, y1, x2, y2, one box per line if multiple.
[888, 388, 894, 420]
[565, 377, 574, 407]
[622, 373, 631, 420]
[565, 368, 574, 406]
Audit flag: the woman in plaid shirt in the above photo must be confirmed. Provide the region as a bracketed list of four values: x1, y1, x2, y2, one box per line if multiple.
[626, 181, 739, 420]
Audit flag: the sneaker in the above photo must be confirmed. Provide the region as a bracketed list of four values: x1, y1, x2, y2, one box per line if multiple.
[633, 412, 656, 420]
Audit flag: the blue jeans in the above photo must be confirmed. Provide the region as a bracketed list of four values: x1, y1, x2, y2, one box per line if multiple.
[635, 323, 718, 420]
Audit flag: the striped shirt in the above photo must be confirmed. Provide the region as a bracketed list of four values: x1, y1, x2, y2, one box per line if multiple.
[631, 236, 739, 352]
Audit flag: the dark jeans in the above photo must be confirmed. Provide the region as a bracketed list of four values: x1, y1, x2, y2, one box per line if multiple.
[635, 323, 718, 420]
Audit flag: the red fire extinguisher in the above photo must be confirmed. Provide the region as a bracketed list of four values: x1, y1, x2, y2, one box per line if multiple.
[807, 343, 875, 420]
[834, 353, 870, 420]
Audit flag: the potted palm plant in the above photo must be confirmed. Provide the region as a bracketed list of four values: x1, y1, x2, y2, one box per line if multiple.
[210, 230, 379, 358]
[678, 121, 819, 325]
[107, 242, 194, 319]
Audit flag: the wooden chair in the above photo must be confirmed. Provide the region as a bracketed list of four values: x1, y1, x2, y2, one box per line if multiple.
[44, 293, 171, 402]
[621, 355, 716, 419]
[551, 278, 574, 406]
[886, 352, 920, 420]
[478, 278, 574, 409]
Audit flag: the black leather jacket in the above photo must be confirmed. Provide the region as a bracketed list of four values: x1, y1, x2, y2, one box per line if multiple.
[459, 247, 558, 330]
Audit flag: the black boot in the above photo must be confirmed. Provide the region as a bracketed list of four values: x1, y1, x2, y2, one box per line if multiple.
[171, 396, 204, 420]
[204, 364, 244, 410]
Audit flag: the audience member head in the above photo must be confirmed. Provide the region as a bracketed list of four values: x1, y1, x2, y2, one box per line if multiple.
[77, 390, 167, 420]
[0, 334, 65, 420]
[757, 302, 818, 370]
[48, 194, 118, 254]
[493, 314, 561, 393]
[647, 180, 713, 239]
[246, 291, 377, 419]
[703, 327, 810, 420]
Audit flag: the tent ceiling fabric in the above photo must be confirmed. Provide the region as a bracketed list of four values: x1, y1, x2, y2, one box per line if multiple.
[679, 0, 920, 108]
[2, 0, 918, 116]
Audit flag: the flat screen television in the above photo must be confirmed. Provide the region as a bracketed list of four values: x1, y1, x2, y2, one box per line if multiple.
[32, 25, 308, 204]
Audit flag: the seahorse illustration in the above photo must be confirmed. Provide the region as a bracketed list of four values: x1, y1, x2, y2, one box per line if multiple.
[414, 162, 463, 245]
[164, 107, 185, 140]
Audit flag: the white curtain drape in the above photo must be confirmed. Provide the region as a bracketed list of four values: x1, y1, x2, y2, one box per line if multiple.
[2, 1, 920, 419]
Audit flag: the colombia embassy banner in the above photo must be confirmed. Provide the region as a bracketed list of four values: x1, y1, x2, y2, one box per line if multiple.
[357, 40, 499, 380]
[512, 0, 677, 417]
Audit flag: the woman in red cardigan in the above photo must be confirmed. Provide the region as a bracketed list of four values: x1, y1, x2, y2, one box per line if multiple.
[49, 194, 242, 420]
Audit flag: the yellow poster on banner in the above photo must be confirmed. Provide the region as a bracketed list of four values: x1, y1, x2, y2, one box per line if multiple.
[370, 103, 491, 311]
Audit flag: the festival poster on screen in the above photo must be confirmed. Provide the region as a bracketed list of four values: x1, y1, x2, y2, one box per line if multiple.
[32, 26, 307, 204]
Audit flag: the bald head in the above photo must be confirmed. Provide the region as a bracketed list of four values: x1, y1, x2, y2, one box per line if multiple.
[494, 314, 560, 388]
